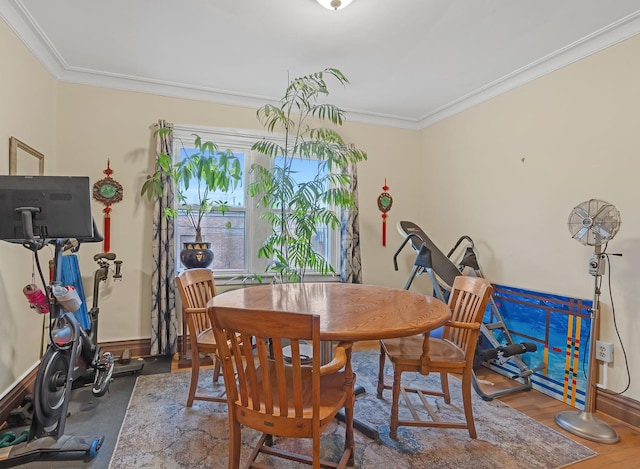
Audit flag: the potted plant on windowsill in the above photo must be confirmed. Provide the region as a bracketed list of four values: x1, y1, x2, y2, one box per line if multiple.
[141, 131, 242, 269]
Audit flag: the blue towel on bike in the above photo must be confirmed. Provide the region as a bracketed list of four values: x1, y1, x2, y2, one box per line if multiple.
[59, 254, 90, 330]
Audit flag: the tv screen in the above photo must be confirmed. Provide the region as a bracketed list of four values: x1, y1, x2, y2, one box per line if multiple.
[0, 175, 94, 243]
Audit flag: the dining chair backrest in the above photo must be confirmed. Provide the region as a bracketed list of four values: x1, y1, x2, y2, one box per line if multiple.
[209, 304, 353, 468]
[212, 307, 322, 422]
[176, 268, 217, 338]
[442, 275, 493, 357]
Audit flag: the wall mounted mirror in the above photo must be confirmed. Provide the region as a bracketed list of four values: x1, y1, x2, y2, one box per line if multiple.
[9, 136, 44, 175]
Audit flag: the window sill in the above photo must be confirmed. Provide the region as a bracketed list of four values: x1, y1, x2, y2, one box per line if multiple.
[176, 265, 343, 286]
[203, 271, 342, 287]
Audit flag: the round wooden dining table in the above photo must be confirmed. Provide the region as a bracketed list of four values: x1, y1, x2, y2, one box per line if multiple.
[207, 282, 451, 450]
[208, 282, 451, 341]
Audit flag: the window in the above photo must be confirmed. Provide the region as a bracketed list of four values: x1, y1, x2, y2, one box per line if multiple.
[172, 126, 341, 281]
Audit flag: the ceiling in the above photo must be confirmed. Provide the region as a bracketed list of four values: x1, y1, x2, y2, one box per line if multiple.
[2, 0, 640, 130]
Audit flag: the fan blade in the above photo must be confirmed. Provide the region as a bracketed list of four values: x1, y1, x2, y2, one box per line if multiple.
[595, 225, 611, 240]
[573, 226, 589, 241]
[574, 206, 589, 219]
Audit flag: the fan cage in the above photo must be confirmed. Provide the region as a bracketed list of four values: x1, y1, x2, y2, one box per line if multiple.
[567, 199, 621, 246]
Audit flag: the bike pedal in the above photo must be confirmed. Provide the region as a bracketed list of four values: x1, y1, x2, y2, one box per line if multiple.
[92, 352, 115, 398]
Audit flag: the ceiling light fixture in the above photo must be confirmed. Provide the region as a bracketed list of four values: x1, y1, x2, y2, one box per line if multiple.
[317, 0, 353, 11]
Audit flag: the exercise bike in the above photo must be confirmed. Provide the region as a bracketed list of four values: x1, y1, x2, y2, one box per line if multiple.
[0, 175, 111, 467]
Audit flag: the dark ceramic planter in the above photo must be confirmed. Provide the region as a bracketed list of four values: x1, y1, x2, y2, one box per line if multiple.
[180, 242, 214, 269]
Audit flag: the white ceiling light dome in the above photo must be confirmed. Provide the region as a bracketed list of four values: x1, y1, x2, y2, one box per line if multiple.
[316, 0, 353, 11]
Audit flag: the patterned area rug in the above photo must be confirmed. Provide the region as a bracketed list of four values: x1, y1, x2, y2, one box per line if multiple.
[110, 350, 596, 468]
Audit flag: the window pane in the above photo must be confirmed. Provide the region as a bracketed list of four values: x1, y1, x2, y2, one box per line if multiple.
[273, 157, 331, 266]
[176, 211, 246, 270]
[175, 145, 246, 272]
[311, 224, 329, 260]
[274, 156, 326, 188]
[179, 148, 245, 207]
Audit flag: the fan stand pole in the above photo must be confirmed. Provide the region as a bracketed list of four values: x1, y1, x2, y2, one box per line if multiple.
[555, 245, 620, 444]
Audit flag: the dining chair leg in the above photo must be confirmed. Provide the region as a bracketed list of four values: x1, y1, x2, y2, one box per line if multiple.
[313, 433, 321, 469]
[376, 344, 386, 399]
[390, 368, 402, 439]
[461, 369, 477, 439]
[187, 352, 200, 407]
[343, 346, 355, 467]
[345, 393, 355, 467]
[212, 354, 221, 383]
[440, 372, 451, 404]
[228, 416, 242, 469]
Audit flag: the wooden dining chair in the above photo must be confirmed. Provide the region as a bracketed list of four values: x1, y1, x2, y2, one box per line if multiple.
[208, 305, 355, 469]
[175, 268, 226, 407]
[376, 275, 493, 439]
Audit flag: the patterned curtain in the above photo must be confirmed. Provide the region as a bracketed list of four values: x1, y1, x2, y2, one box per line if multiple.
[340, 162, 362, 284]
[150, 120, 177, 355]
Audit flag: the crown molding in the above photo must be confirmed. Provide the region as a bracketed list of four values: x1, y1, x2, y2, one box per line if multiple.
[0, 0, 66, 79]
[55, 66, 423, 130]
[2, 1, 639, 132]
[417, 11, 640, 129]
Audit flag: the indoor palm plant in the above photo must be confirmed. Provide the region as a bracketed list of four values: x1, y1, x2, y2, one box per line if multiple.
[249, 68, 367, 282]
[141, 130, 242, 268]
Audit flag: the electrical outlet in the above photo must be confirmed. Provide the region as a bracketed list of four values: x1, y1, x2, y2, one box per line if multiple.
[596, 340, 614, 363]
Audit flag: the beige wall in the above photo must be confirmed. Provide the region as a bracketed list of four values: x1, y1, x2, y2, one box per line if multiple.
[418, 34, 640, 400]
[1, 16, 638, 403]
[0, 19, 57, 392]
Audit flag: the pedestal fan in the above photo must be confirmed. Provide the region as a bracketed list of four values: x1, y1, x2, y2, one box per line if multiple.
[555, 199, 621, 444]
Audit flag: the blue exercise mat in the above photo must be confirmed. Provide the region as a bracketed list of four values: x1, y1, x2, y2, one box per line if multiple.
[59, 254, 90, 330]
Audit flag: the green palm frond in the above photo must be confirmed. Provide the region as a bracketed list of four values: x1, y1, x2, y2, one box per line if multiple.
[248, 68, 367, 281]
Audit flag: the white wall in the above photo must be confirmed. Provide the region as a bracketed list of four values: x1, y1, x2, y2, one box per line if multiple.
[418, 34, 640, 400]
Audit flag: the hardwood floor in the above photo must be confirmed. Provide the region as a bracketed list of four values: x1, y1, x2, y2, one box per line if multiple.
[499, 384, 640, 468]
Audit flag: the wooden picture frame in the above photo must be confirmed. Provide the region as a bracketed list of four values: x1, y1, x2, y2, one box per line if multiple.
[9, 136, 44, 175]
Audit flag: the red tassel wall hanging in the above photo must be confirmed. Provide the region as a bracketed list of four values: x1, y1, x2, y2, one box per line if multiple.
[92, 160, 123, 252]
[377, 178, 393, 246]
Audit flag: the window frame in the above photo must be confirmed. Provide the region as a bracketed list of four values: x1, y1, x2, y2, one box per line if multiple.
[172, 125, 342, 284]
